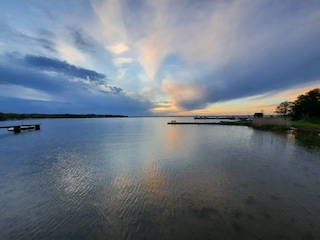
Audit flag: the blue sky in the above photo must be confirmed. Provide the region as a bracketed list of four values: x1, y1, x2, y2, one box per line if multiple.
[0, 0, 319, 116]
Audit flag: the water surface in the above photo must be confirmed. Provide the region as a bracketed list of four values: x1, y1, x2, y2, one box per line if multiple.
[0, 117, 319, 239]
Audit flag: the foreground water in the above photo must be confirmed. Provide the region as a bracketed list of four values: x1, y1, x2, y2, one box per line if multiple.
[0, 117, 319, 240]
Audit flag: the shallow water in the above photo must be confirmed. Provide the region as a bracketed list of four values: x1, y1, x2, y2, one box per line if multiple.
[0, 117, 320, 239]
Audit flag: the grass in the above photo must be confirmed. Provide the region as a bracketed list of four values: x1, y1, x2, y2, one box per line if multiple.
[291, 117, 320, 131]
[290, 118, 320, 147]
[250, 117, 320, 147]
[252, 117, 291, 130]
[294, 133, 320, 148]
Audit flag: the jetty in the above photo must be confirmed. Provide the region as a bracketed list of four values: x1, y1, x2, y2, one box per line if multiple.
[0, 124, 41, 133]
[168, 120, 251, 126]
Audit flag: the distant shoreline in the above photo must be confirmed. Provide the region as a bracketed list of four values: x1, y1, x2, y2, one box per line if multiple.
[0, 113, 128, 121]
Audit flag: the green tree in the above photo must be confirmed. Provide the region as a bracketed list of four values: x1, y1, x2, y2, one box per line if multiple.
[291, 88, 320, 120]
[275, 101, 293, 117]
[0, 112, 6, 120]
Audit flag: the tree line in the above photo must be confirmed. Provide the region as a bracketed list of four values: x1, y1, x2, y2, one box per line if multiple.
[275, 88, 320, 120]
[0, 113, 128, 121]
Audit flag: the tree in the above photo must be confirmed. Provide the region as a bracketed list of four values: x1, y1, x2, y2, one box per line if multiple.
[0, 112, 6, 120]
[275, 101, 293, 117]
[291, 88, 320, 120]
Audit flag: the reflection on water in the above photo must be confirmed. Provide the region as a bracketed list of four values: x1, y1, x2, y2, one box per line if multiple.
[0, 118, 320, 239]
[294, 132, 320, 148]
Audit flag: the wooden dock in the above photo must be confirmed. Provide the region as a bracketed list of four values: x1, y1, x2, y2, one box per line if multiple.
[0, 124, 41, 133]
[168, 120, 251, 126]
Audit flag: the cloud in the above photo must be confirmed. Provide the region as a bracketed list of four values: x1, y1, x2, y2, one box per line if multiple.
[1, 0, 319, 115]
[0, 52, 154, 115]
[72, 29, 94, 53]
[112, 57, 133, 66]
[0, 22, 57, 54]
[137, 30, 172, 81]
[142, 0, 320, 111]
[55, 41, 89, 66]
[0, 84, 54, 102]
[116, 68, 128, 80]
[107, 43, 130, 54]
[21, 55, 129, 96]
[22, 55, 106, 82]
[161, 80, 202, 104]
[90, 0, 128, 47]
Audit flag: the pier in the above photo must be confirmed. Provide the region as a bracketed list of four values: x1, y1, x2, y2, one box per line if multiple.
[0, 124, 41, 133]
[168, 120, 251, 126]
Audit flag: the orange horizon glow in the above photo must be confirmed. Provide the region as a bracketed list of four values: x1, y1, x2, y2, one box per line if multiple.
[151, 82, 320, 116]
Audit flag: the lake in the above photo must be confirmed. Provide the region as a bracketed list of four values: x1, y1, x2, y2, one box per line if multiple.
[0, 117, 320, 239]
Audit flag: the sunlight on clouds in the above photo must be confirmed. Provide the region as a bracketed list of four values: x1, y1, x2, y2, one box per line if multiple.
[133, 0, 258, 82]
[90, 0, 128, 50]
[271, 82, 320, 102]
[151, 99, 181, 115]
[162, 80, 202, 103]
[196, 81, 320, 116]
[107, 43, 129, 54]
[150, 79, 202, 114]
[151, 81, 320, 116]
[137, 31, 172, 81]
[56, 41, 88, 67]
[0, 84, 54, 102]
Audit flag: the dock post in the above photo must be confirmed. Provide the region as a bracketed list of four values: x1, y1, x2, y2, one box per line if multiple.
[35, 124, 40, 130]
[14, 126, 21, 133]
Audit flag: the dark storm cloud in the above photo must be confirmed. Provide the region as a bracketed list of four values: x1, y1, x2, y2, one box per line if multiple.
[180, 48, 320, 110]
[0, 61, 63, 93]
[0, 53, 153, 115]
[23, 55, 106, 82]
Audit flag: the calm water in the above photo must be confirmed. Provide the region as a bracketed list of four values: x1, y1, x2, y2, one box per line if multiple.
[0, 117, 320, 240]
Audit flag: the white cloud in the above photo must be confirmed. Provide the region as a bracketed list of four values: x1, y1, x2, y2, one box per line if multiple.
[112, 57, 133, 66]
[56, 41, 89, 67]
[107, 43, 130, 54]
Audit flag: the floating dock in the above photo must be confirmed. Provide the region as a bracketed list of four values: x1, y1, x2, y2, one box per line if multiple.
[0, 124, 41, 133]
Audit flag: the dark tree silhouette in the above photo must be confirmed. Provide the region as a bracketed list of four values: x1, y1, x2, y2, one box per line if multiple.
[275, 101, 293, 117]
[291, 88, 320, 120]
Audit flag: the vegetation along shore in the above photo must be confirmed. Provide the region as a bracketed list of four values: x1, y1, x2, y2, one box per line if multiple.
[258, 88, 320, 147]
[0, 113, 128, 121]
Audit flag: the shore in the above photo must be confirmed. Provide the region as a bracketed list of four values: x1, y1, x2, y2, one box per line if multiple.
[168, 118, 320, 147]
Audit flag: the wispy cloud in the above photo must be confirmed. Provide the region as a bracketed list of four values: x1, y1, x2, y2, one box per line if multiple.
[112, 57, 133, 66]
[0, 84, 54, 102]
[72, 29, 94, 53]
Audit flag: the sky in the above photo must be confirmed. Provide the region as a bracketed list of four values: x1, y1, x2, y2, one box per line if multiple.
[0, 0, 319, 116]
